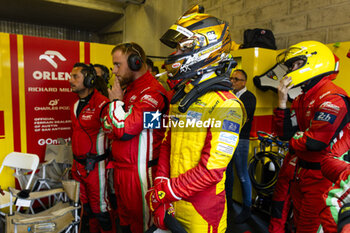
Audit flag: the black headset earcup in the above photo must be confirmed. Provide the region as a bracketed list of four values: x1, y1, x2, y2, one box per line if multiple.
[128, 54, 142, 71]
[102, 70, 109, 84]
[84, 65, 97, 88]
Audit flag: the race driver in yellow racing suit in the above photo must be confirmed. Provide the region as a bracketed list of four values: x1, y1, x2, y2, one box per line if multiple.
[145, 5, 246, 233]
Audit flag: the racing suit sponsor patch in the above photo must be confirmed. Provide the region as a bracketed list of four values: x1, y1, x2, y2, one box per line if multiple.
[314, 111, 336, 124]
[194, 100, 207, 107]
[222, 119, 240, 134]
[218, 132, 238, 146]
[216, 143, 235, 155]
[186, 110, 202, 121]
[226, 110, 241, 119]
[141, 94, 158, 107]
[320, 101, 340, 114]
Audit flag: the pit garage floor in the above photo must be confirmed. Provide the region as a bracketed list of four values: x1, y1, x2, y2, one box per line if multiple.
[226, 201, 269, 233]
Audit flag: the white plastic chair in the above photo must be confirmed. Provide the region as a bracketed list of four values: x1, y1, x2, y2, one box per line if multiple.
[0, 152, 40, 215]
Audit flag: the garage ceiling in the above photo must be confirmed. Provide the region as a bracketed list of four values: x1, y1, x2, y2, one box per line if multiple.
[0, 0, 127, 32]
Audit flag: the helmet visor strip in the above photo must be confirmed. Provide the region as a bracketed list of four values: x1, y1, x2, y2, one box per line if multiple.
[160, 25, 194, 49]
[277, 47, 307, 71]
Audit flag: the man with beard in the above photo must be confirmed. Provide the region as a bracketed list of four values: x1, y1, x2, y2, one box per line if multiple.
[103, 42, 169, 233]
[69, 63, 114, 233]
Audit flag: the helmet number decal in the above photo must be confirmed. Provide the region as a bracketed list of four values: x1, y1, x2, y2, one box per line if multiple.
[206, 31, 217, 42]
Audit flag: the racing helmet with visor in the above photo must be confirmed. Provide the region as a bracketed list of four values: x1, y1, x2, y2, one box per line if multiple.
[160, 5, 232, 82]
[277, 40, 339, 87]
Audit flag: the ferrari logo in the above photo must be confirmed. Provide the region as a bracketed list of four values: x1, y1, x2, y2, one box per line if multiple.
[158, 191, 166, 199]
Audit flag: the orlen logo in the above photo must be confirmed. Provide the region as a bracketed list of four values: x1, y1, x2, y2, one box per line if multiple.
[39, 50, 66, 69]
[33, 50, 71, 81]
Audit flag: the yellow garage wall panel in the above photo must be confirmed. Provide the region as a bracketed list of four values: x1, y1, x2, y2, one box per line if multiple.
[232, 48, 280, 116]
[79, 42, 85, 63]
[328, 42, 350, 94]
[0, 33, 15, 190]
[90, 42, 115, 66]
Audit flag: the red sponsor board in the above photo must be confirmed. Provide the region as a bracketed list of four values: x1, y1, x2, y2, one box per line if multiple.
[23, 36, 80, 160]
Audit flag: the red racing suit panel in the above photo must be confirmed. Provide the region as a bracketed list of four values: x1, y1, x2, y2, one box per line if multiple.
[156, 90, 246, 233]
[70, 90, 110, 214]
[103, 71, 169, 233]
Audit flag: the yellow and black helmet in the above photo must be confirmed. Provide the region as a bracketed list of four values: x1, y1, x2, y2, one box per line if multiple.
[160, 5, 232, 80]
[277, 40, 339, 87]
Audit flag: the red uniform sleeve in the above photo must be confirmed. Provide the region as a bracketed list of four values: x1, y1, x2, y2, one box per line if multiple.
[321, 154, 350, 183]
[103, 91, 165, 140]
[291, 95, 348, 157]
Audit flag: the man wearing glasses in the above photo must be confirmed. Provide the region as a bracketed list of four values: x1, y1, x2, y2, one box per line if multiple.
[226, 69, 256, 223]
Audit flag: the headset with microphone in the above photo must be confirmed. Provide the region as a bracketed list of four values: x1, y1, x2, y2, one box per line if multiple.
[83, 64, 98, 88]
[125, 43, 143, 71]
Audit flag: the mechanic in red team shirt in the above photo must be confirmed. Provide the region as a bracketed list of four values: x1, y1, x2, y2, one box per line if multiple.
[269, 41, 350, 233]
[103, 42, 169, 233]
[69, 63, 114, 233]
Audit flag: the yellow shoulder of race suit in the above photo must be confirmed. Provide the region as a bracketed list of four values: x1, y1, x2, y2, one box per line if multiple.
[205, 90, 247, 170]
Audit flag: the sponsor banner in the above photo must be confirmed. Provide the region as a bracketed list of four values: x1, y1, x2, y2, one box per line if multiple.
[23, 36, 79, 159]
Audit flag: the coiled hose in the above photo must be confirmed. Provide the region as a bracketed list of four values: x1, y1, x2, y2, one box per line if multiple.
[248, 151, 282, 196]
